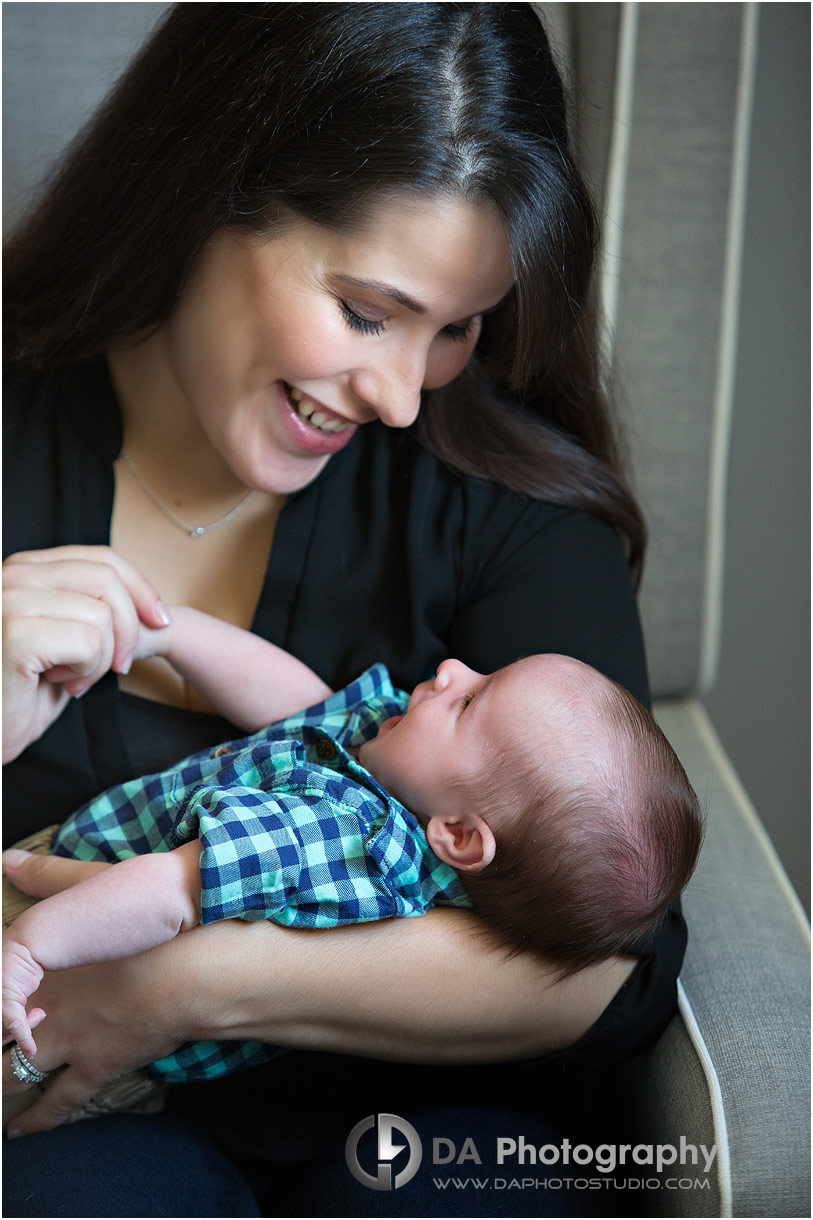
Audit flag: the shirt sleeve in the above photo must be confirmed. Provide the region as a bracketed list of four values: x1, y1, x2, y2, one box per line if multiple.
[178, 781, 408, 928]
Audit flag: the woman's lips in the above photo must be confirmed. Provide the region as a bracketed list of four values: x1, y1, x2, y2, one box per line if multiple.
[277, 382, 358, 455]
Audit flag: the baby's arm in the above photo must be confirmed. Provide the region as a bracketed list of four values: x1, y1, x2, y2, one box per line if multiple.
[137, 606, 334, 731]
[2, 841, 201, 1056]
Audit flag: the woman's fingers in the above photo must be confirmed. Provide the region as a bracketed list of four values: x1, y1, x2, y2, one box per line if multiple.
[3, 851, 112, 899]
[2, 603, 114, 763]
[4, 548, 171, 673]
[3, 1061, 109, 1137]
[6, 546, 171, 628]
[5, 588, 117, 677]
[2, 546, 172, 760]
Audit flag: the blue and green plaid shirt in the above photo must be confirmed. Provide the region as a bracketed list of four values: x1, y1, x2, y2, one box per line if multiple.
[52, 664, 470, 1081]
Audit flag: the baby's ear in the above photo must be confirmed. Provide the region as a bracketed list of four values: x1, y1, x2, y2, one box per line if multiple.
[425, 815, 496, 873]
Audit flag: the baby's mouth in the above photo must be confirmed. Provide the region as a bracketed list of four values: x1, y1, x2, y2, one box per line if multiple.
[285, 384, 354, 434]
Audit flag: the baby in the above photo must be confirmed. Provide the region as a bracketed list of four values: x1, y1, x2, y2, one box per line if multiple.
[3, 608, 702, 1081]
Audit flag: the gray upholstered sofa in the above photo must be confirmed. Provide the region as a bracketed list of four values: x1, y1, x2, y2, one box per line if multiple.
[4, 4, 810, 1216]
[541, 4, 811, 1215]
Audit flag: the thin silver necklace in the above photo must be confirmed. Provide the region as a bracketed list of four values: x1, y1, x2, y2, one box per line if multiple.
[120, 450, 255, 539]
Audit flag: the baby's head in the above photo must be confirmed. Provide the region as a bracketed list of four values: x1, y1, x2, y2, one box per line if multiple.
[359, 654, 703, 970]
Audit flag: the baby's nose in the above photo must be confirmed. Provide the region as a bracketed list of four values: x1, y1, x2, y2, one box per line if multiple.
[435, 658, 480, 689]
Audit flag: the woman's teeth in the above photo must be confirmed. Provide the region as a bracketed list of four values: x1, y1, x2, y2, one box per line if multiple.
[288, 385, 352, 433]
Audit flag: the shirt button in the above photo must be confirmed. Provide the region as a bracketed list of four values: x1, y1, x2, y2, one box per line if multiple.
[213, 744, 234, 758]
[316, 738, 338, 760]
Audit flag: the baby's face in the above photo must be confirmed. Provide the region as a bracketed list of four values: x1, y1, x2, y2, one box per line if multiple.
[359, 654, 581, 820]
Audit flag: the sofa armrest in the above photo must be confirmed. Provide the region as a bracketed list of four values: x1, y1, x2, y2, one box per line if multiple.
[648, 698, 810, 1218]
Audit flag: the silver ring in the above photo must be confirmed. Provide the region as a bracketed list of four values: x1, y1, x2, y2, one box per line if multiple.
[9, 1042, 51, 1084]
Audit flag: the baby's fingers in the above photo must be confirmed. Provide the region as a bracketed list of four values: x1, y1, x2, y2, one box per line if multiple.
[2, 1005, 41, 1059]
[2, 1009, 45, 1048]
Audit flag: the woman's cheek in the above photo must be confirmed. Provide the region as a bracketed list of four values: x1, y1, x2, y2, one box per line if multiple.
[280, 308, 357, 379]
[423, 330, 481, 390]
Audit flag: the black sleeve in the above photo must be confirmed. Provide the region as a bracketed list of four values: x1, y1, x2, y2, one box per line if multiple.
[448, 496, 651, 708]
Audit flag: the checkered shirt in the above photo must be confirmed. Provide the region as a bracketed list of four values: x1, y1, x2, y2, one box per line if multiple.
[52, 664, 471, 1081]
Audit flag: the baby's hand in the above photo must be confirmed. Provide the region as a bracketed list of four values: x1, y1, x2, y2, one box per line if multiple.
[2, 936, 46, 1057]
[132, 616, 174, 663]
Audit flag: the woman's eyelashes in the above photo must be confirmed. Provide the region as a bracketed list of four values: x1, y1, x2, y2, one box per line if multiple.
[441, 318, 476, 342]
[460, 691, 475, 713]
[339, 299, 476, 343]
[340, 301, 385, 337]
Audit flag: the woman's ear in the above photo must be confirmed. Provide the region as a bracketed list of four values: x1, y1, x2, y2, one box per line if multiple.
[425, 814, 496, 873]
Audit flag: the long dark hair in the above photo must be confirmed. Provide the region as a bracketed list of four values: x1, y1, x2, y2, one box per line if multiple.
[4, 2, 645, 575]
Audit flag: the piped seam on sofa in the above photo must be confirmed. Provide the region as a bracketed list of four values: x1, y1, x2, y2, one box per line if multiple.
[677, 978, 733, 1218]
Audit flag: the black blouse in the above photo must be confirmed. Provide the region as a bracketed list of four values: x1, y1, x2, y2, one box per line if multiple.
[2, 360, 684, 1158]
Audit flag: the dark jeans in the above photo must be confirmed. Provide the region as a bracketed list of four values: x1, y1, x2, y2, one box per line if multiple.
[3, 1104, 613, 1218]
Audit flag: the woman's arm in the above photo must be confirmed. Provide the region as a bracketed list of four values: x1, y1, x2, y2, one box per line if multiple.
[137, 605, 333, 731]
[203, 910, 638, 1063]
[3, 911, 636, 1136]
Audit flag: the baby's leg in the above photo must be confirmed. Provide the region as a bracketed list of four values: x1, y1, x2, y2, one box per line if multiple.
[3, 849, 111, 899]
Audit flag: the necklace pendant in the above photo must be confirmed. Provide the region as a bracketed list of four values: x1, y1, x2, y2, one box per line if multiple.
[121, 451, 254, 539]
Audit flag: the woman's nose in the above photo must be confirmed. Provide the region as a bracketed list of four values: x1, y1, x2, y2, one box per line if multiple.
[350, 349, 426, 429]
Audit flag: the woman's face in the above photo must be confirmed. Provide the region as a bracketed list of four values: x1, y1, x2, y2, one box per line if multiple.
[156, 192, 513, 493]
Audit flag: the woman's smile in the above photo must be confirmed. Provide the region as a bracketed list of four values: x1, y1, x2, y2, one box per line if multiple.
[278, 382, 358, 457]
[285, 384, 356, 435]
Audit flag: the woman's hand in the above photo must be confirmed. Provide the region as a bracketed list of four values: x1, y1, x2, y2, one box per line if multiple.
[2, 933, 199, 1137]
[2, 546, 171, 763]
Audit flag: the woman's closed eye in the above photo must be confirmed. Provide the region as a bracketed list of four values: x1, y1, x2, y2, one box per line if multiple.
[340, 300, 386, 337]
[339, 299, 476, 343]
[441, 318, 476, 343]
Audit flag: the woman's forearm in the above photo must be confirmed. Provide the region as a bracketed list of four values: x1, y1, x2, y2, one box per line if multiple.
[181, 909, 638, 1063]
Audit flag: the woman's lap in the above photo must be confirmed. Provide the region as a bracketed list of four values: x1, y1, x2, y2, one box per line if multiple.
[2, 1112, 264, 1218]
[277, 1103, 590, 1218]
[3, 1102, 605, 1218]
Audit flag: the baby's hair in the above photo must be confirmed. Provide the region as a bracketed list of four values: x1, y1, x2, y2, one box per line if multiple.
[462, 670, 703, 973]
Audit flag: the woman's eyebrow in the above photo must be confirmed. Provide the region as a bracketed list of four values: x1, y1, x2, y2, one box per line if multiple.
[332, 274, 426, 315]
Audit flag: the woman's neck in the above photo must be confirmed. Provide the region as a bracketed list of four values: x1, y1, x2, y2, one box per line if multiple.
[106, 334, 250, 505]
[106, 334, 287, 710]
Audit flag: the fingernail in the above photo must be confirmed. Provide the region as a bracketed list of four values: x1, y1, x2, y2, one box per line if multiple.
[2, 849, 31, 869]
[119, 653, 133, 676]
[6, 1126, 23, 1140]
[155, 601, 172, 627]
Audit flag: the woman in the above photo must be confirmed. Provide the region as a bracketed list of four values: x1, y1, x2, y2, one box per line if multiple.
[3, 4, 686, 1215]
